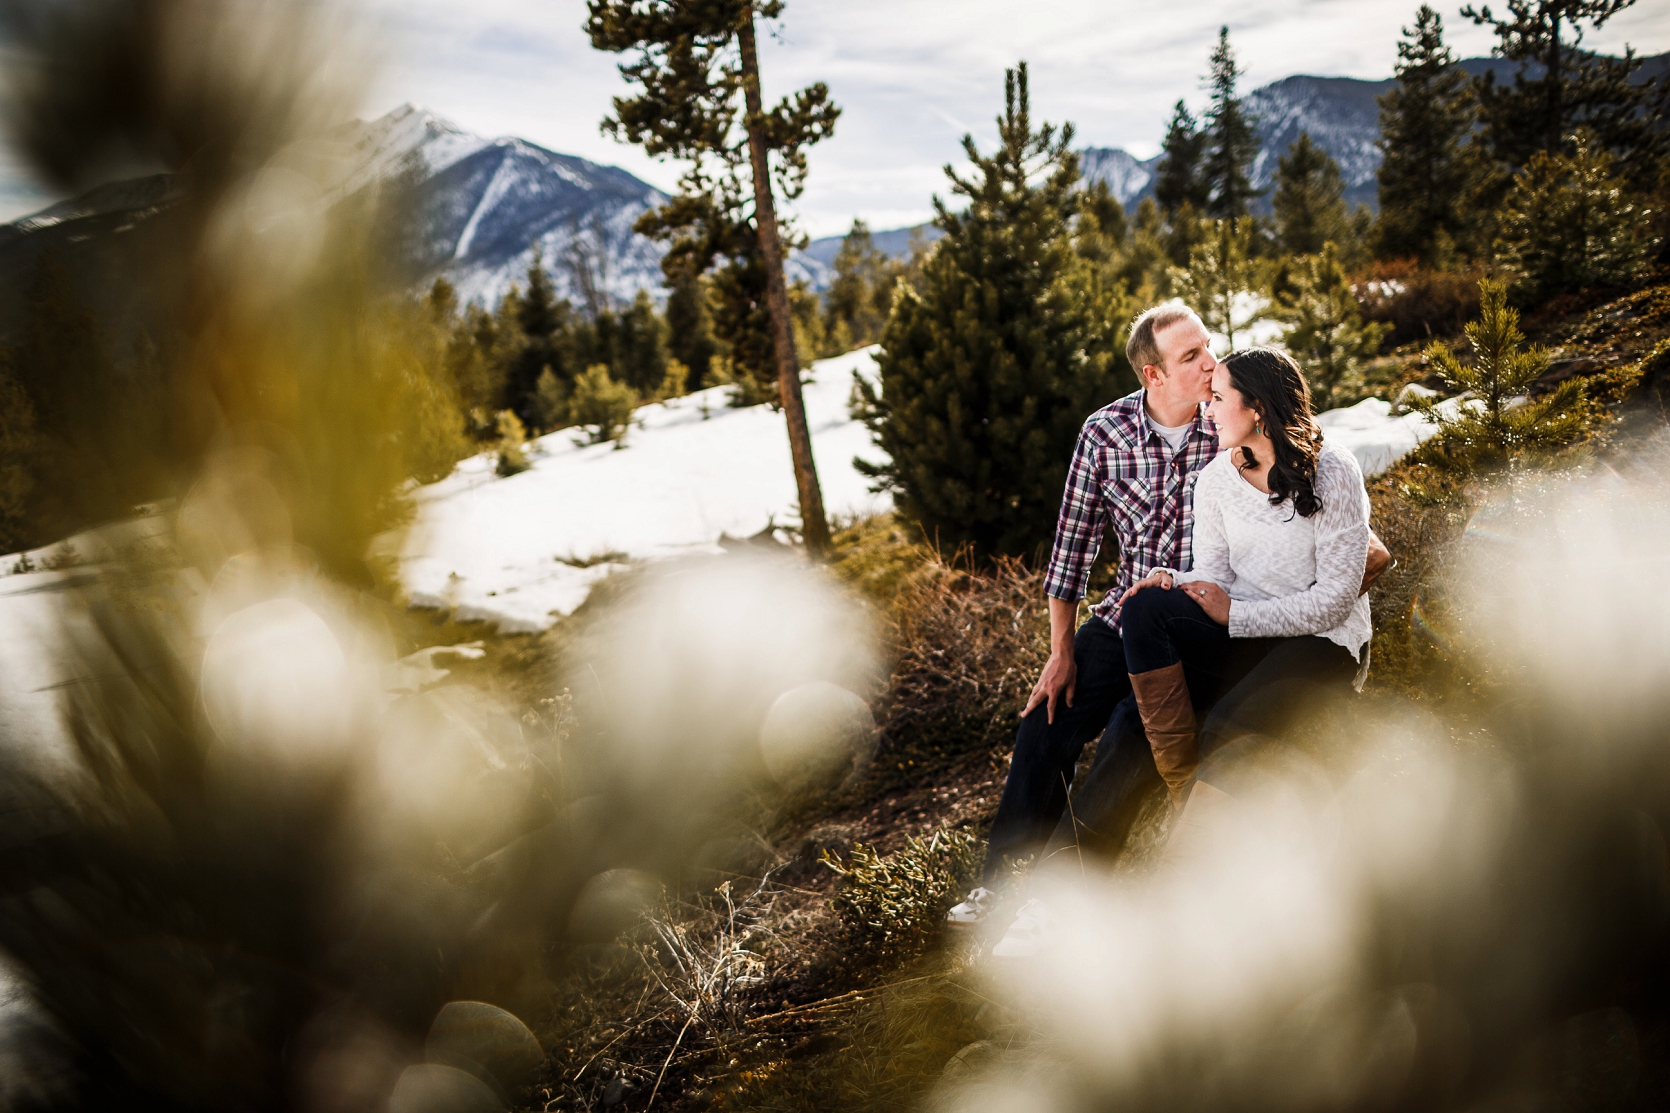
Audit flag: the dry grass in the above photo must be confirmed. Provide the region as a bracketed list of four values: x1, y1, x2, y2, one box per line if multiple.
[863, 550, 1051, 782]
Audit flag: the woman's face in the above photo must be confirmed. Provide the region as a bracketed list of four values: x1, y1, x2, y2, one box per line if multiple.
[1207, 364, 1261, 448]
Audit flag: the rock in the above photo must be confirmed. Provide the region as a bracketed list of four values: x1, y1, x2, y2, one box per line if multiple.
[388, 1064, 504, 1113]
[374, 686, 531, 860]
[1392, 381, 1438, 411]
[425, 1002, 544, 1096]
[567, 868, 664, 943]
[758, 681, 877, 792]
[940, 1040, 999, 1084]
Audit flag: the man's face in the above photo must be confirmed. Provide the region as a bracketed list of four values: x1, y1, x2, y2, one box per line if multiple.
[1146, 318, 1217, 405]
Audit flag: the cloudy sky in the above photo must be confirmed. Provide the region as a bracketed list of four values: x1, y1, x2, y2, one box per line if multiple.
[3, 0, 1667, 232]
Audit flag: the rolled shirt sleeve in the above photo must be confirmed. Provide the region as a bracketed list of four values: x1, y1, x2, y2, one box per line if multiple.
[1043, 425, 1109, 602]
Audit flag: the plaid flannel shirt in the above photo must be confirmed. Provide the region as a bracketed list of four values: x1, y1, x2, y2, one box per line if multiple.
[1043, 390, 1219, 626]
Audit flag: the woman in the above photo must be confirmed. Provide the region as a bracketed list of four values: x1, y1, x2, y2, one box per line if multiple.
[1118, 347, 1372, 811]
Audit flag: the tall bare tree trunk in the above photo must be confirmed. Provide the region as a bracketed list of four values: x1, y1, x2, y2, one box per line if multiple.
[737, 12, 831, 557]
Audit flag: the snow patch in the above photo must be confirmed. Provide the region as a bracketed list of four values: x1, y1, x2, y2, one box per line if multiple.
[396, 346, 892, 633]
[1318, 395, 1471, 477]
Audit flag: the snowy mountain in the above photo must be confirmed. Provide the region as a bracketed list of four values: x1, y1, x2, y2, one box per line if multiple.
[1079, 147, 1161, 206]
[1243, 74, 1394, 209]
[801, 222, 943, 271]
[0, 103, 840, 319]
[330, 104, 673, 308]
[5, 52, 1663, 318]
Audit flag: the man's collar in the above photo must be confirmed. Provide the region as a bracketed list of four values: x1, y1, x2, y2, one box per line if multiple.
[1137, 390, 1209, 436]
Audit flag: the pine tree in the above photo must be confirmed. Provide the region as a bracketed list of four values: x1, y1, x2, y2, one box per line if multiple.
[1078, 179, 1127, 254]
[519, 247, 563, 340]
[707, 253, 778, 406]
[1202, 28, 1261, 219]
[1411, 278, 1591, 477]
[532, 367, 569, 431]
[1496, 129, 1646, 300]
[1376, 6, 1476, 264]
[1119, 198, 1174, 301]
[1173, 218, 1263, 350]
[663, 266, 720, 392]
[1074, 179, 1130, 281]
[509, 250, 573, 422]
[1273, 133, 1349, 256]
[588, 0, 840, 553]
[854, 64, 1131, 561]
[1464, 0, 1662, 187]
[822, 219, 900, 352]
[1154, 100, 1210, 217]
[424, 276, 460, 322]
[0, 355, 38, 553]
[568, 363, 638, 445]
[1280, 244, 1389, 409]
[443, 314, 495, 435]
[611, 289, 671, 394]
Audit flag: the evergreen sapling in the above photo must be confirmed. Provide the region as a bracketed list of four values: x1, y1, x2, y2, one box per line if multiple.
[1409, 278, 1592, 486]
[854, 63, 1131, 561]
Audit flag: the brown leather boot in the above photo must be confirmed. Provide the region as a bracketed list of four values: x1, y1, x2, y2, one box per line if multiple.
[1129, 662, 1199, 812]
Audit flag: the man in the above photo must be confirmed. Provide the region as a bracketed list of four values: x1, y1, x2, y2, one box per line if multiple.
[948, 303, 1389, 944]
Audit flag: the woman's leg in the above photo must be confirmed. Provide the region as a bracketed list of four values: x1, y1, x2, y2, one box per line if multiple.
[1118, 586, 1234, 810]
[1164, 636, 1358, 862]
[1197, 635, 1358, 777]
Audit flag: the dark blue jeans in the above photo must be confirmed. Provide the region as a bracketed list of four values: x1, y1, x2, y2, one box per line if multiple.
[980, 615, 1217, 882]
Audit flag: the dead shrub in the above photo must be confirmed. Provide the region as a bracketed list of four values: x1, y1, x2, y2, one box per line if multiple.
[1359, 259, 1483, 346]
[868, 554, 1050, 777]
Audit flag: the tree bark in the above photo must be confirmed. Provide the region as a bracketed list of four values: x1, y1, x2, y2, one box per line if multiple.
[737, 11, 831, 557]
[1546, 12, 1563, 155]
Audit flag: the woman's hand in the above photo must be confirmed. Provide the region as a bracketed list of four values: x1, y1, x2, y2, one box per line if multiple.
[1119, 568, 1175, 604]
[1180, 581, 1230, 625]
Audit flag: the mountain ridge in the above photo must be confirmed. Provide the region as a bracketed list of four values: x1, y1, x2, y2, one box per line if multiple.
[5, 50, 1664, 318]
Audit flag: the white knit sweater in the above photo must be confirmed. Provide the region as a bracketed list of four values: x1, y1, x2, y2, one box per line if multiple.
[1172, 441, 1373, 661]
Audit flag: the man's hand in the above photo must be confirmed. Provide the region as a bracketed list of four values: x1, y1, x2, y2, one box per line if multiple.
[1361, 531, 1392, 596]
[1118, 568, 1175, 604]
[1024, 596, 1081, 724]
[1179, 580, 1230, 624]
[1022, 650, 1077, 724]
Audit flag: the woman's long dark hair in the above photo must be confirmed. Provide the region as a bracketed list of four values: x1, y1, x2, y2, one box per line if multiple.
[1222, 347, 1325, 518]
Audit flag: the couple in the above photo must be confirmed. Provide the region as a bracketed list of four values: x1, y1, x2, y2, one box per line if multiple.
[949, 302, 1390, 956]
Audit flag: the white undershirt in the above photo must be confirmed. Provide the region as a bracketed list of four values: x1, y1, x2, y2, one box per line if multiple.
[1145, 412, 1193, 455]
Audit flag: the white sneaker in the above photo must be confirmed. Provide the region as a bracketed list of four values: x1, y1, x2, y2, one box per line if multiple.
[990, 898, 1055, 958]
[946, 886, 997, 928]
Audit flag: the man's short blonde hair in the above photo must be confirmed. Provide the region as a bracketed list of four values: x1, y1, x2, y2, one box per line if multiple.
[1126, 303, 1204, 379]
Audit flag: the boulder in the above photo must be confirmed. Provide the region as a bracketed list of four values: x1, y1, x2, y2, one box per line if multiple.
[424, 1001, 543, 1097]
[388, 1064, 503, 1113]
[758, 681, 876, 792]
